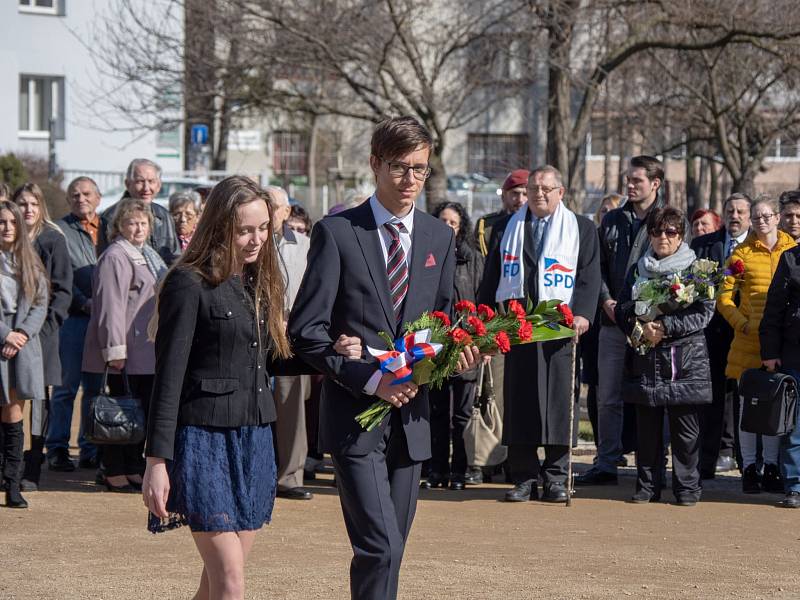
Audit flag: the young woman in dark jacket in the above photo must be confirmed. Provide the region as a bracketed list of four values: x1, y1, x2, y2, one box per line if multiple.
[759, 245, 800, 508]
[615, 207, 714, 506]
[14, 183, 72, 491]
[422, 202, 484, 490]
[142, 176, 352, 598]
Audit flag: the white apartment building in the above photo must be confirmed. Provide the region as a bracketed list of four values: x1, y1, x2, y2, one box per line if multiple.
[0, 0, 182, 187]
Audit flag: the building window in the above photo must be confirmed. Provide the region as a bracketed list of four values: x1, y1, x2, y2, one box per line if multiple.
[766, 137, 800, 161]
[273, 132, 308, 176]
[467, 134, 530, 179]
[18, 75, 65, 139]
[19, 0, 60, 15]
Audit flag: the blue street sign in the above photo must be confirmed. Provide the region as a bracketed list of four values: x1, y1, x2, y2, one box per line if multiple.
[190, 124, 209, 145]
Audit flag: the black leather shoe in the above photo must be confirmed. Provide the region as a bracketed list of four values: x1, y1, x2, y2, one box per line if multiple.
[47, 448, 75, 472]
[464, 466, 483, 485]
[630, 490, 660, 504]
[277, 486, 313, 500]
[574, 467, 617, 486]
[504, 482, 537, 502]
[742, 464, 761, 494]
[20, 479, 38, 492]
[762, 463, 783, 494]
[448, 476, 465, 491]
[541, 483, 568, 503]
[420, 472, 448, 489]
[716, 455, 736, 473]
[5, 486, 28, 509]
[676, 495, 698, 507]
[78, 455, 98, 469]
[780, 491, 800, 508]
[700, 469, 716, 480]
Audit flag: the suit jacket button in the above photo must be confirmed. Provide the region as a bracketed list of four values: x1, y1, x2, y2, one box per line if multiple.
[226, 311, 232, 317]
[251, 341, 258, 347]
[258, 387, 263, 393]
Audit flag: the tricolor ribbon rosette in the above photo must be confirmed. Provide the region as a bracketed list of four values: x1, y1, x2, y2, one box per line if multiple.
[367, 329, 443, 385]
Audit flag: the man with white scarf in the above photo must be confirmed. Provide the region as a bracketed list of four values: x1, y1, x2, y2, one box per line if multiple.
[477, 165, 600, 503]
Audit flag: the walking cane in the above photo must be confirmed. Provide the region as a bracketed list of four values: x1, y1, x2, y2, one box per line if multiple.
[566, 333, 578, 507]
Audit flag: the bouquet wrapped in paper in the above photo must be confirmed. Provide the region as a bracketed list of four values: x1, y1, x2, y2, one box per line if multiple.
[355, 299, 575, 431]
[628, 257, 744, 354]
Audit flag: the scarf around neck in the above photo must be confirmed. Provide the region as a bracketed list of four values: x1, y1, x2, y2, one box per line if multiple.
[636, 242, 696, 279]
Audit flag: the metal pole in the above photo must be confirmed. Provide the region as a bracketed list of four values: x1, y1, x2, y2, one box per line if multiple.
[566, 334, 578, 507]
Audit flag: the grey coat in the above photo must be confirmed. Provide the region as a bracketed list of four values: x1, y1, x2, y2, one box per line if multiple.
[82, 240, 161, 376]
[0, 273, 48, 404]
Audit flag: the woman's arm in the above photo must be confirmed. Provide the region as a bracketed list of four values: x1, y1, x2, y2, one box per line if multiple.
[717, 249, 748, 332]
[39, 232, 73, 338]
[145, 269, 200, 461]
[661, 299, 715, 338]
[93, 250, 133, 363]
[15, 273, 49, 339]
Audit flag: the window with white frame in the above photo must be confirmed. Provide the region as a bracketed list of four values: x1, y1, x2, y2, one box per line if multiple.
[18, 0, 60, 15]
[766, 137, 800, 161]
[18, 75, 65, 139]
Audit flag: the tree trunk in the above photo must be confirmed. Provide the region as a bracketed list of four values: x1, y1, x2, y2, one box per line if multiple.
[709, 161, 720, 210]
[544, 3, 577, 209]
[183, 0, 217, 172]
[307, 115, 318, 212]
[425, 143, 448, 210]
[731, 170, 756, 197]
[685, 143, 700, 214]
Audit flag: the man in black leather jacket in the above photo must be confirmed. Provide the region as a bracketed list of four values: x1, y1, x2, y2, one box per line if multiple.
[577, 155, 671, 486]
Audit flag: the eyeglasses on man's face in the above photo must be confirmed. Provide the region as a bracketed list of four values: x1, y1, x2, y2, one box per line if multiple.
[380, 157, 431, 181]
[528, 185, 562, 196]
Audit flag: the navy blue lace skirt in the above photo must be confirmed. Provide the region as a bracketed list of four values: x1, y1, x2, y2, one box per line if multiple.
[148, 423, 277, 533]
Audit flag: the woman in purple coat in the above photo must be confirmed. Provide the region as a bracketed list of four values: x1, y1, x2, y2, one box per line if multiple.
[82, 198, 166, 492]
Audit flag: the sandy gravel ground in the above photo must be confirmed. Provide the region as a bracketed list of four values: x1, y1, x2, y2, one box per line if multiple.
[2, 448, 799, 600]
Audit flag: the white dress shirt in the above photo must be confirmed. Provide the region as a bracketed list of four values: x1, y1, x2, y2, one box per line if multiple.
[363, 194, 416, 395]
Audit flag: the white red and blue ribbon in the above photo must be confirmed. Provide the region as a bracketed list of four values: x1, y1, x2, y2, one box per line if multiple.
[367, 329, 442, 385]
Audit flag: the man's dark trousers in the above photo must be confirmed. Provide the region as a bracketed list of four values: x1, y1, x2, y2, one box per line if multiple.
[331, 411, 421, 600]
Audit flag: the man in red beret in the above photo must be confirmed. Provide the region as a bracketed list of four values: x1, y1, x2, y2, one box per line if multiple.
[469, 168, 529, 486]
[475, 169, 529, 256]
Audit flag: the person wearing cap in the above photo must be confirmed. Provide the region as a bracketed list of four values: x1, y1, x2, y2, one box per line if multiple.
[475, 169, 529, 257]
[470, 169, 528, 485]
[779, 190, 800, 242]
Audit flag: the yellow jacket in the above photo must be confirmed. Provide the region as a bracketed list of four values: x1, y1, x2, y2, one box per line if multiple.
[717, 230, 797, 379]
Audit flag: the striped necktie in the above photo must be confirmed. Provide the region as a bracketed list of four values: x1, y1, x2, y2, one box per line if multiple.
[385, 222, 409, 325]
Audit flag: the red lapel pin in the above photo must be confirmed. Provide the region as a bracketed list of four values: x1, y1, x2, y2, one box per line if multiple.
[425, 253, 436, 268]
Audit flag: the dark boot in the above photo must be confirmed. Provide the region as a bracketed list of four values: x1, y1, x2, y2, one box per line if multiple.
[22, 434, 46, 491]
[3, 421, 28, 509]
[762, 463, 783, 494]
[742, 464, 761, 494]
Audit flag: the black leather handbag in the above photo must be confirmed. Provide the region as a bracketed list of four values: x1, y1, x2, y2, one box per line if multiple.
[84, 368, 146, 445]
[739, 368, 798, 436]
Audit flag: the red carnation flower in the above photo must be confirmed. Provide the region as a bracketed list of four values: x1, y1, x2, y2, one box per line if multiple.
[477, 304, 496, 321]
[494, 331, 511, 354]
[517, 319, 533, 342]
[508, 299, 526, 319]
[448, 327, 473, 345]
[431, 311, 451, 327]
[669, 283, 682, 296]
[728, 259, 745, 276]
[454, 300, 477, 314]
[557, 303, 574, 327]
[467, 315, 487, 337]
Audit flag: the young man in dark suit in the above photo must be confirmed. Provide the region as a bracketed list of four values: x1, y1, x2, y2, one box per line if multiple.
[289, 116, 479, 600]
[690, 192, 751, 476]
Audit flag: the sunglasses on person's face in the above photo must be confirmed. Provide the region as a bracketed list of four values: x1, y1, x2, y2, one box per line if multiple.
[648, 228, 680, 238]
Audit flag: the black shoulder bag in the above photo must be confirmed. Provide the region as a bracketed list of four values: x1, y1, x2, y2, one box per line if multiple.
[84, 367, 146, 445]
[739, 368, 798, 436]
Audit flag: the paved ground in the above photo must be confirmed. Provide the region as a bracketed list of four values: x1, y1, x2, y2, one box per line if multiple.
[2, 446, 799, 600]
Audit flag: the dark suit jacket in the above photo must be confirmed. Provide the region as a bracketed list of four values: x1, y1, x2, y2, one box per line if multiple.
[146, 267, 302, 460]
[288, 200, 456, 461]
[691, 228, 735, 370]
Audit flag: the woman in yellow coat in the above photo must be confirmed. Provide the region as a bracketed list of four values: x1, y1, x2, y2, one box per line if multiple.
[718, 196, 796, 494]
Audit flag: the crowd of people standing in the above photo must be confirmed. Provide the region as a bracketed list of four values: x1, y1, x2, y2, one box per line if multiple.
[3, 115, 800, 597]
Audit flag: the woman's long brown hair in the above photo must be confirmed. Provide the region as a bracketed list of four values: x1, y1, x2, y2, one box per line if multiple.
[168, 176, 290, 359]
[0, 200, 47, 303]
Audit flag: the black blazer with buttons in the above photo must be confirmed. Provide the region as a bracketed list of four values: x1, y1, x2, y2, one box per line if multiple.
[146, 266, 295, 460]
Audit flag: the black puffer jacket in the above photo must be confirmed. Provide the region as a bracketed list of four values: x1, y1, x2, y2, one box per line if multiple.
[615, 263, 714, 407]
[760, 245, 800, 370]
